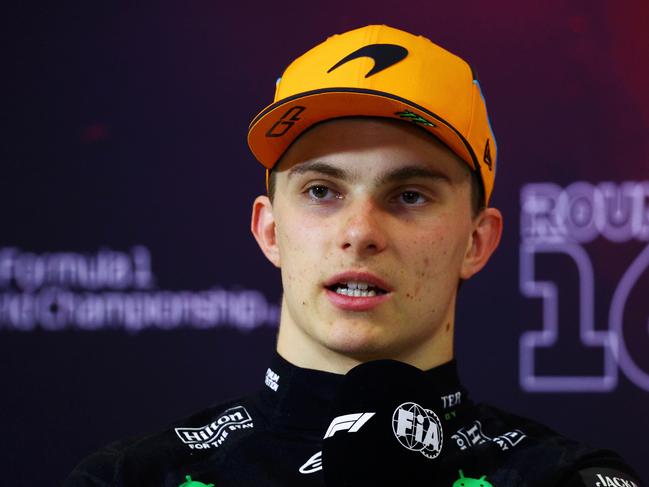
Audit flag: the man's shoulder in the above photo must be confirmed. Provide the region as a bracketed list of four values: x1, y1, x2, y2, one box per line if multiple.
[471, 401, 619, 457]
[63, 394, 263, 486]
[465, 402, 643, 486]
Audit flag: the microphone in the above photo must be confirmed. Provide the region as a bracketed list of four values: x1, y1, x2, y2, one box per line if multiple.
[322, 360, 446, 486]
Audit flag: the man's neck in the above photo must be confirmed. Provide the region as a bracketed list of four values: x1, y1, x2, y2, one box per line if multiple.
[276, 313, 455, 374]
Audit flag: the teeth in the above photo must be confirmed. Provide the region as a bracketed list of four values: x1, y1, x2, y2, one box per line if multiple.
[335, 286, 377, 297]
[344, 281, 370, 290]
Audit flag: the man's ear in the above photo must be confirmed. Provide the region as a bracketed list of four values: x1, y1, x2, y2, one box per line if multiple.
[251, 195, 281, 268]
[460, 207, 503, 280]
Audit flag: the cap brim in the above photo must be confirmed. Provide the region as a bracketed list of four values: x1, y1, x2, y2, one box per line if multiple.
[247, 88, 480, 176]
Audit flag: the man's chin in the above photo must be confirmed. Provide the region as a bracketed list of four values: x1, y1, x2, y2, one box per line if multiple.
[323, 329, 399, 363]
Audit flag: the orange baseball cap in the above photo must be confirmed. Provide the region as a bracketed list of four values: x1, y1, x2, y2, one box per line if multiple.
[247, 24, 498, 205]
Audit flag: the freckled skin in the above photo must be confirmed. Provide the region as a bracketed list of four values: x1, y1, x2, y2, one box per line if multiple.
[251, 118, 502, 373]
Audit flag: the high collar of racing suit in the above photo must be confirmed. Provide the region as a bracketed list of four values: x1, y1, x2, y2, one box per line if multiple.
[258, 351, 470, 433]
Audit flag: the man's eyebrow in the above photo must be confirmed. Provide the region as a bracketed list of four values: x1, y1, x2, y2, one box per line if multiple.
[286, 162, 452, 185]
[376, 166, 452, 186]
[287, 161, 349, 180]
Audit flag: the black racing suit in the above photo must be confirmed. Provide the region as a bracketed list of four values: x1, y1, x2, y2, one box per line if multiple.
[64, 352, 642, 487]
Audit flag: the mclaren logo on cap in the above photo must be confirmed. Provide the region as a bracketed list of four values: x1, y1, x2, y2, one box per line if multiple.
[327, 44, 408, 78]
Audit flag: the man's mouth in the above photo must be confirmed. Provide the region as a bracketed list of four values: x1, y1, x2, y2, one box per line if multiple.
[326, 281, 389, 298]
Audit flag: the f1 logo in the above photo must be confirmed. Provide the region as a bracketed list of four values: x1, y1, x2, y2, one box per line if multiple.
[265, 106, 306, 137]
[324, 412, 375, 439]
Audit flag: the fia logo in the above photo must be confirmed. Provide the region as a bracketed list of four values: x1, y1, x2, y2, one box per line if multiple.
[391, 402, 443, 459]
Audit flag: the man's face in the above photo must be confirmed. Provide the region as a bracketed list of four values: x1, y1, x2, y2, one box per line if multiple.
[252, 118, 500, 371]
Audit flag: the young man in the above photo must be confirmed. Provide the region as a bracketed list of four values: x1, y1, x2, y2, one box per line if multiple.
[66, 25, 642, 487]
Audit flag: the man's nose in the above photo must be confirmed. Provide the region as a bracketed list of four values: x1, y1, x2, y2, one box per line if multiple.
[338, 198, 388, 255]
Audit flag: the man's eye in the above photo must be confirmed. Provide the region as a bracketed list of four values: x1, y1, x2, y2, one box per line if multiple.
[400, 191, 426, 205]
[306, 185, 340, 200]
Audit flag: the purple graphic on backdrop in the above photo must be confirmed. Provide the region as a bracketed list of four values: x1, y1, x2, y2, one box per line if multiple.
[519, 181, 649, 392]
[0, 247, 280, 332]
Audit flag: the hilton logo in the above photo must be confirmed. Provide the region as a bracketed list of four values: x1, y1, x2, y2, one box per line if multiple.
[175, 406, 254, 450]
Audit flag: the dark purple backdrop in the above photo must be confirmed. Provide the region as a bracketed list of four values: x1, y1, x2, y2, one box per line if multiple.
[2, 1, 648, 485]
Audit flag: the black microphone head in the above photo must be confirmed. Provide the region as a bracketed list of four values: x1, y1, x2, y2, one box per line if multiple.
[322, 360, 446, 486]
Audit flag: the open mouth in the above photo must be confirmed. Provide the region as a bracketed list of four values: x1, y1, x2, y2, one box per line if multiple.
[326, 281, 389, 298]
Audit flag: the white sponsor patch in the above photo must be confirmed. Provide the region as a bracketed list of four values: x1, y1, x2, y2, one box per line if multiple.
[578, 468, 640, 487]
[594, 473, 639, 487]
[265, 367, 279, 391]
[299, 450, 322, 474]
[440, 391, 462, 409]
[324, 412, 375, 438]
[391, 402, 443, 459]
[451, 420, 526, 451]
[174, 406, 254, 450]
